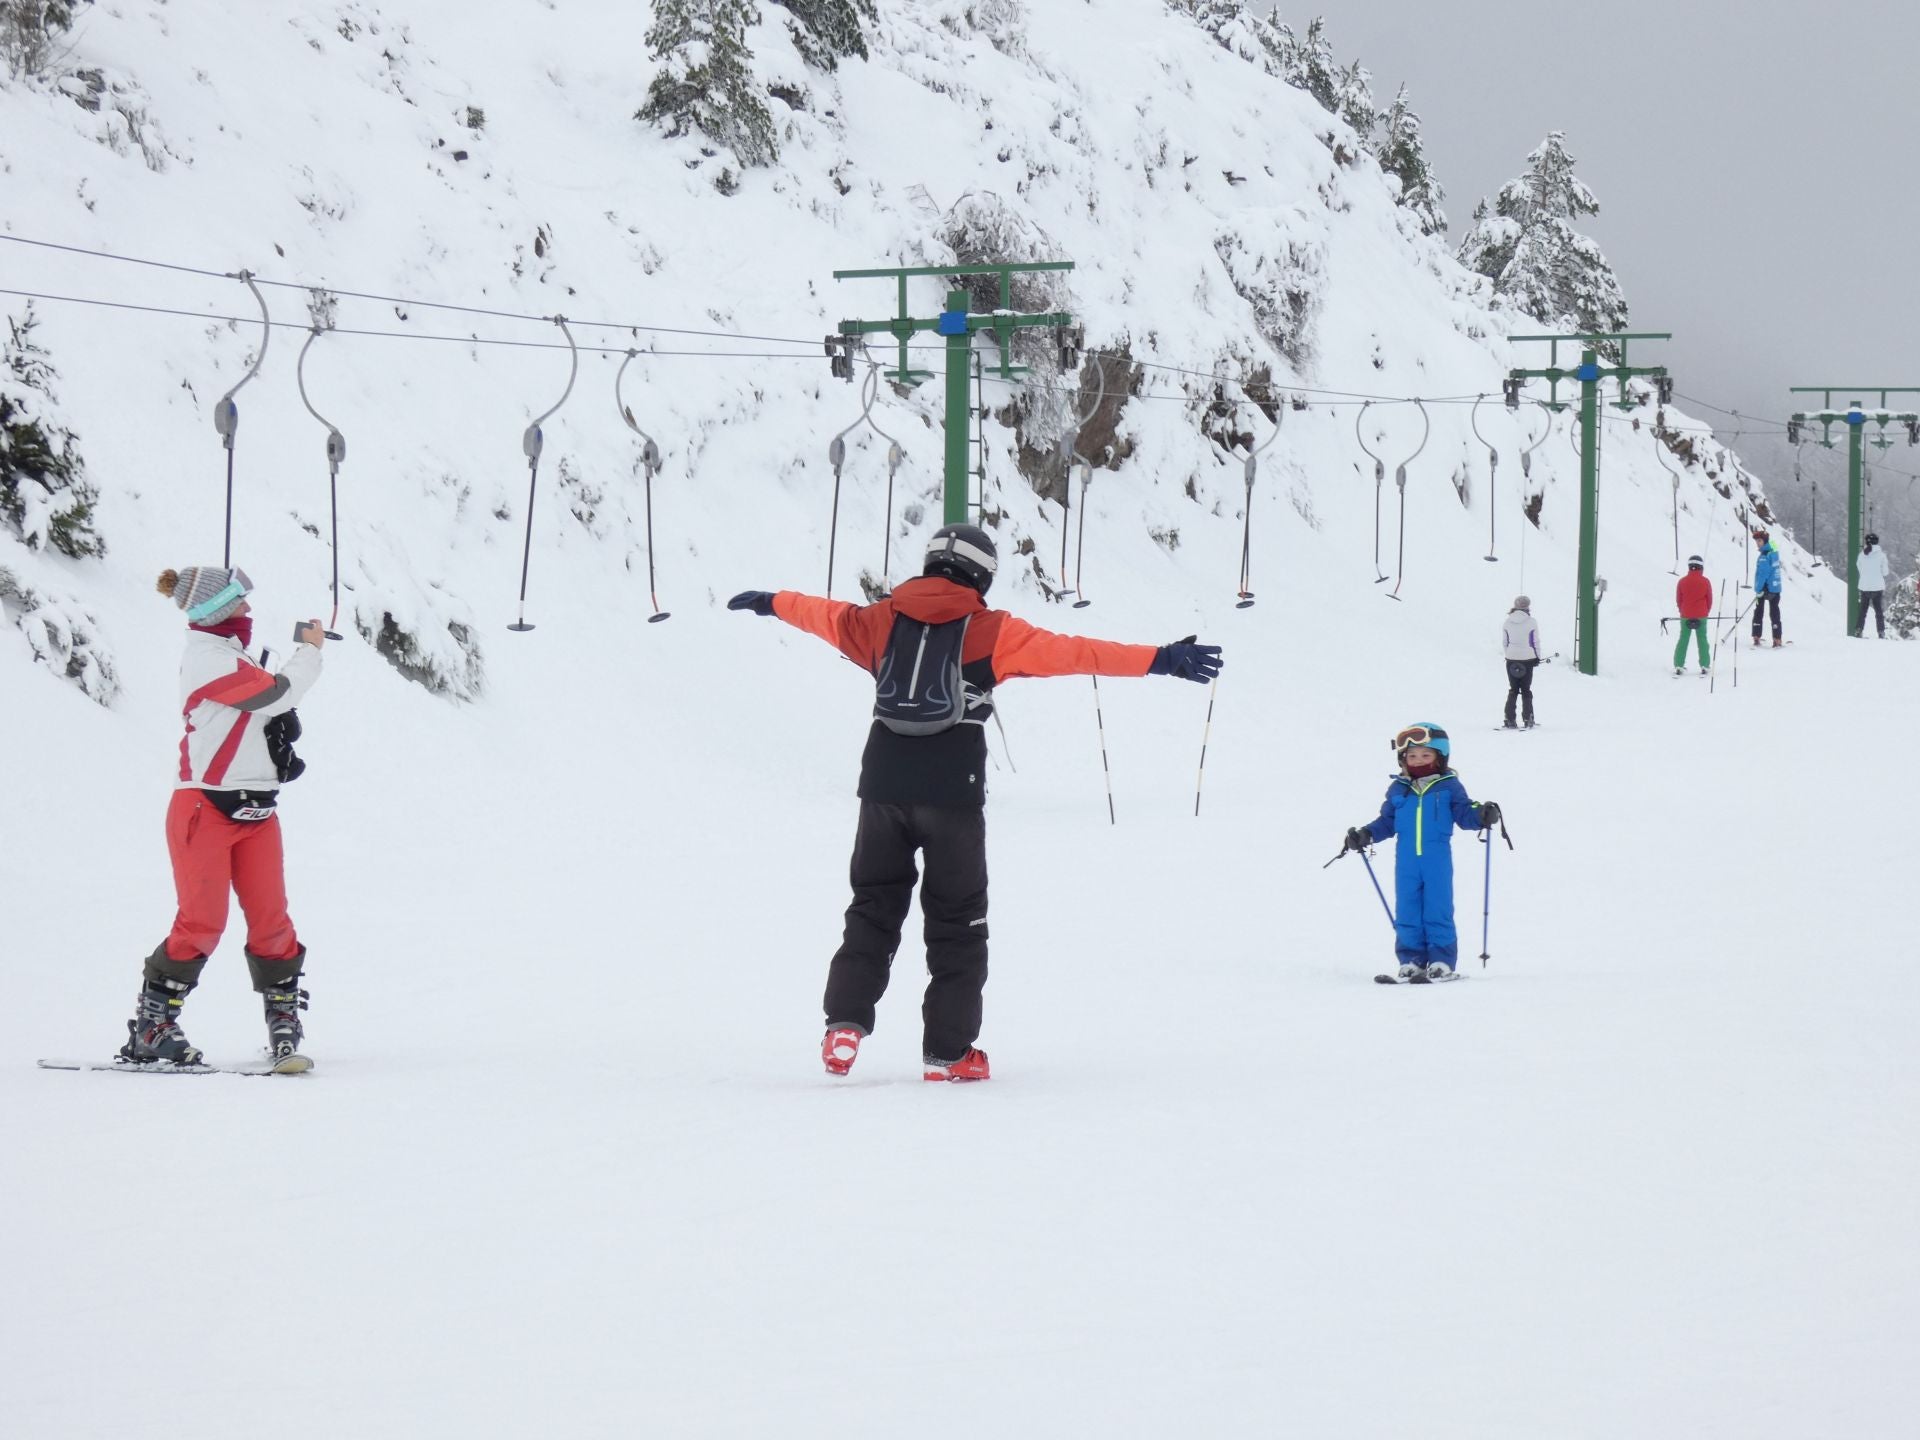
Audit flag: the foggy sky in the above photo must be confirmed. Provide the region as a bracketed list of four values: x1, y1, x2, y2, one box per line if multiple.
[1308, 0, 1919, 472]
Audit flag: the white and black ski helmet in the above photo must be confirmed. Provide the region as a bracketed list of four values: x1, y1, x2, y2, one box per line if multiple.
[1687, 554, 1705, 569]
[924, 523, 998, 594]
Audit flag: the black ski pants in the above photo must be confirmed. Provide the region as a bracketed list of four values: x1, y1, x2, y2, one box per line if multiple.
[1503, 658, 1538, 726]
[1856, 590, 1886, 637]
[824, 801, 989, 1063]
[1751, 591, 1782, 641]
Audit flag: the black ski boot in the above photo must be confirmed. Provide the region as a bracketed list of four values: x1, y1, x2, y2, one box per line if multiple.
[249, 947, 311, 1072]
[119, 949, 207, 1066]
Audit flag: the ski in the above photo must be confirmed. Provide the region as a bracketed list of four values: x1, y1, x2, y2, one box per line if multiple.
[38, 1055, 314, 1076]
[1373, 972, 1466, 985]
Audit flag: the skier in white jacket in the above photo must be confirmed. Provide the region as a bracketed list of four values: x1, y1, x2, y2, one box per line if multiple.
[121, 565, 325, 1070]
[1855, 533, 1890, 638]
[1501, 596, 1541, 729]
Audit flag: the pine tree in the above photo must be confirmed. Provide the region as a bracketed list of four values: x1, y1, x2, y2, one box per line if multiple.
[636, 0, 778, 174]
[1281, 16, 1340, 113]
[770, 0, 874, 71]
[1456, 130, 1628, 333]
[1332, 58, 1373, 139]
[0, 306, 102, 559]
[1370, 84, 1446, 235]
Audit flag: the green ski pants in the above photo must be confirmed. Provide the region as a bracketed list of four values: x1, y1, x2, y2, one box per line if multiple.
[1674, 619, 1710, 669]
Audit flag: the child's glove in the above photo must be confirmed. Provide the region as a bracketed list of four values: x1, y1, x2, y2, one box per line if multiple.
[1344, 827, 1372, 852]
[1477, 800, 1502, 828]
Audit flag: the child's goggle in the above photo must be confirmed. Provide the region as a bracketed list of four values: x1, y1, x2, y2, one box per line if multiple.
[1392, 725, 1447, 753]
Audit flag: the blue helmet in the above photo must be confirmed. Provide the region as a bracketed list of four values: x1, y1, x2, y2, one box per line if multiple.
[1392, 722, 1449, 759]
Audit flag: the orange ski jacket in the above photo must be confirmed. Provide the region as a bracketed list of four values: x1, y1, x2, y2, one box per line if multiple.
[772, 575, 1157, 808]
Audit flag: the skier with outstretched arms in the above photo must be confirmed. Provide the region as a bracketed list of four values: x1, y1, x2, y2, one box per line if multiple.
[108, 566, 323, 1073]
[728, 524, 1222, 1081]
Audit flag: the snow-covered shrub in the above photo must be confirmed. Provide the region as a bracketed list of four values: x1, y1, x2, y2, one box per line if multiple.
[1887, 568, 1920, 639]
[1212, 216, 1327, 369]
[0, 561, 119, 704]
[637, 0, 779, 177]
[0, 0, 73, 79]
[1177, 0, 1287, 75]
[355, 609, 485, 701]
[1457, 131, 1627, 334]
[937, 0, 1027, 57]
[1, 308, 104, 560]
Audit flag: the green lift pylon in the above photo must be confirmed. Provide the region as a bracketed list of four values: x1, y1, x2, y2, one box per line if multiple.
[1787, 388, 1920, 634]
[832, 263, 1075, 525]
[1506, 333, 1673, 677]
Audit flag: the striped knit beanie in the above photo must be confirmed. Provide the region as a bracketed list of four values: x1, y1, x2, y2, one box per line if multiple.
[156, 566, 252, 625]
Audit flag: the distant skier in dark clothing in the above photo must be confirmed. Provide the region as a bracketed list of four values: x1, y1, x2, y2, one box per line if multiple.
[1855, 532, 1889, 638]
[1751, 528, 1784, 646]
[729, 523, 1222, 1081]
[1500, 596, 1540, 728]
[1674, 555, 1712, 674]
[1341, 723, 1498, 980]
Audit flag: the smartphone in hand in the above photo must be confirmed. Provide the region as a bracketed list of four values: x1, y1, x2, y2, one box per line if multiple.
[292, 621, 325, 647]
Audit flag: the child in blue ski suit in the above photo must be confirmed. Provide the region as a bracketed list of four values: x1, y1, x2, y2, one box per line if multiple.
[1342, 723, 1500, 979]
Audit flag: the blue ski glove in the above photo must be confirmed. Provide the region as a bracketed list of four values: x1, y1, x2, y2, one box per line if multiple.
[728, 591, 777, 617]
[1477, 800, 1502, 828]
[1148, 635, 1223, 683]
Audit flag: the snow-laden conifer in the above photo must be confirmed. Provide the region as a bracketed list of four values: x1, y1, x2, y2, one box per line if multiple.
[637, 0, 779, 178]
[771, 0, 875, 71]
[1456, 130, 1628, 333]
[0, 307, 101, 559]
[1370, 84, 1445, 235]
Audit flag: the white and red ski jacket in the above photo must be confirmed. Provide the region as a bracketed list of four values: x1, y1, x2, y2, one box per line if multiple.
[175, 631, 322, 792]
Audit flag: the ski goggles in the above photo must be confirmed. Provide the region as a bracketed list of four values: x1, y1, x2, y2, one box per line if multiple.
[1391, 725, 1447, 753]
[185, 569, 254, 622]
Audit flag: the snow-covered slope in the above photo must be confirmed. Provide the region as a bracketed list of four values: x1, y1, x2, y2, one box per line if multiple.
[3, 4, 1909, 1437]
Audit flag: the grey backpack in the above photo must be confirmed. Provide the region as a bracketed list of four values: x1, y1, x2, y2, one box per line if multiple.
[873, 614, 973, 735]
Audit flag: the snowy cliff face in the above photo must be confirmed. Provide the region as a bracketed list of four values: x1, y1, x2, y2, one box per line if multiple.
[0, 0, 1818, 712]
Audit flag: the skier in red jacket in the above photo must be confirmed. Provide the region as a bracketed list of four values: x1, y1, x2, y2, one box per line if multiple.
[1674, 555, 1713, 674]
[729, 523, 1221, 1082]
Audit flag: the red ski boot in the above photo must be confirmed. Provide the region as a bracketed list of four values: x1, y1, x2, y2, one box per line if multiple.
[822, 1026, 863, 1076]
[923, 1047, 991, 1083]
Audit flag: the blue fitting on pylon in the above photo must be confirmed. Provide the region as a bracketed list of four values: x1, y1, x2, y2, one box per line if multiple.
[936, 308, 970, 337]
[1574, 361, 1602, 382]
[1845, 408, 1866, 426]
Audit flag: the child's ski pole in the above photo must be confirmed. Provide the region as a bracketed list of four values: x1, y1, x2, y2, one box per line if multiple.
[1479, 818, 1512, 967]
[1479, 831, 1493, 966]
[1321, 843, 1395, 929]
[1359, 848, 1395, 930]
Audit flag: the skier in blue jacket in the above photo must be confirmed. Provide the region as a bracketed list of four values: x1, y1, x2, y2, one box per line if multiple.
[1341, 723, 1500, 980]
[1751, 528, 1784, 646]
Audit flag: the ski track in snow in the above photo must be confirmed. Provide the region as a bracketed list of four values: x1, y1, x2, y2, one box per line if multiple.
[1, 3, 1912, 1436]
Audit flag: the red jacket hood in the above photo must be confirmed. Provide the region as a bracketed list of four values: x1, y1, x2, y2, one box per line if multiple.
[888, 575, 987, 623]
